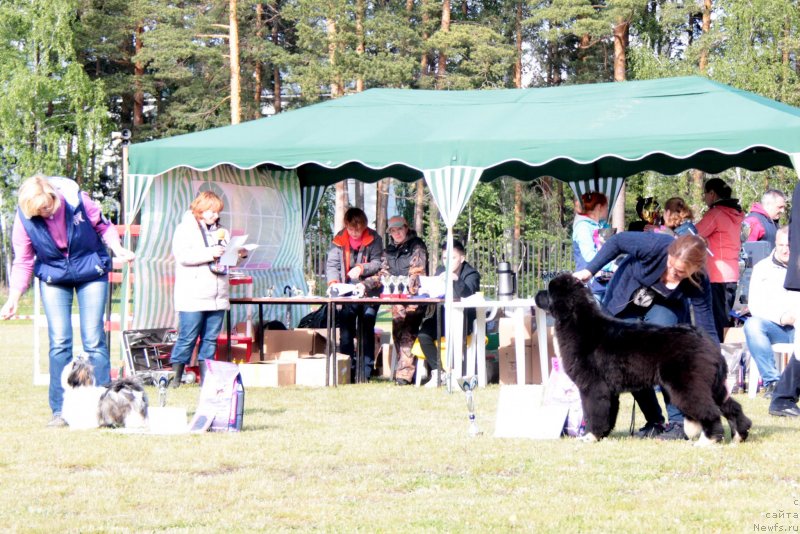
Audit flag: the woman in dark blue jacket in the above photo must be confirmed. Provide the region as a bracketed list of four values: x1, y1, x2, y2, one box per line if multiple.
[574, 232, 716, 440]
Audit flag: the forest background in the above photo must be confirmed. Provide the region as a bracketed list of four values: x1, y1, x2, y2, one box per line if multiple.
[0, 0, 799, 286]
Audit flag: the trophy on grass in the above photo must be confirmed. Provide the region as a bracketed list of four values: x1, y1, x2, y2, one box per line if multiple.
[457, 375, 481, 437]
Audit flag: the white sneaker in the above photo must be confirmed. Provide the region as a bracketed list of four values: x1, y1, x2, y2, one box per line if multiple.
[424, 370, 440, 388]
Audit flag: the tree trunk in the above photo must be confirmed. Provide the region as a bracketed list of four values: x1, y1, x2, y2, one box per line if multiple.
[376, 178, 389, 236]
[272, 1, 282, 113]
[513, 181, 523, 244]
[420, 0, 431, 77]
[254, 3, 264, 119]
[513, 2, 522, 88]
[327, 19, 342, 97]
[229, 0, 241, 124]
[612, 21, 628, 83]
[436, 0, 450, 89]
[356, 0, 365, 92]
[429, 200, 440, 272]
[611, 20, 629, 232]
[414, 181, 425, 235]
[698, 0, 712, 72]
[334, 182, 348, 233]
[354, 180, 364, 209]
[133, 24, 145, 127]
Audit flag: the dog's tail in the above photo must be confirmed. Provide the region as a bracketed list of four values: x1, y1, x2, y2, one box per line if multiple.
[713, 354, 752, 442]
[720, 396, 752, 443]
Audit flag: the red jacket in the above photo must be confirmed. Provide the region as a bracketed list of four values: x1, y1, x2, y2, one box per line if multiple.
[696, 199, 744, 283]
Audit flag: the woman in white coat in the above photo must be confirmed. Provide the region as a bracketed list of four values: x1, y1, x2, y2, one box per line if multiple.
[170, 191, 244, 386]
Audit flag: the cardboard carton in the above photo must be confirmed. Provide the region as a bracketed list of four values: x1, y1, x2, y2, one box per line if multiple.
[262, 329, 328, 360]
[295, 354, 350, 387]
[238, 360, 296, 387]
[497, 316, 555, 385]
[723, 326, 746, 344]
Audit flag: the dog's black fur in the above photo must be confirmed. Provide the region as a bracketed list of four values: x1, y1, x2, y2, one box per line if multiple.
[535, 274, 751, 444]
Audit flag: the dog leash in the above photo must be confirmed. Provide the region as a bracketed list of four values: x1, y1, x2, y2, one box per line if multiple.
[629, 403, 636, 436]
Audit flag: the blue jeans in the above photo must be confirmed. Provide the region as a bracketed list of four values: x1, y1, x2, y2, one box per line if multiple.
[41, 278, 109, 415]
[743, 316, 793, 386]
[170, 310, 226, 365]
[618, 302, 684, 424]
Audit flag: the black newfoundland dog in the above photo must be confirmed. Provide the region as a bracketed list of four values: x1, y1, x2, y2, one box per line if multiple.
[535, 274, 751, 445]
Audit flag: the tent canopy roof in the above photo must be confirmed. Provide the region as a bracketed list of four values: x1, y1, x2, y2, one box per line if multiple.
[129, 76, 800, 184]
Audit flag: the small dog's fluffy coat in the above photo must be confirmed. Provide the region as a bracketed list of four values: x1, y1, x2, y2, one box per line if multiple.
[535, 274, 752, 445]
[61, 356, 149, 430]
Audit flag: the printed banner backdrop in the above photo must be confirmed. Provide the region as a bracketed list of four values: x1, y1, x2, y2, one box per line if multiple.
[129, 166, 309, 330]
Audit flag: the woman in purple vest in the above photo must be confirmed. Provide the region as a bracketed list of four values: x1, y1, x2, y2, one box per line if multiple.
[0, 175, 135, 427]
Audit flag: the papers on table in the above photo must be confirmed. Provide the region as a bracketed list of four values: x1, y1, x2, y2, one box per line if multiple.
[418, 275, 446, 298]
[328, 283, 358, 297]
[220, 234, 258, 266]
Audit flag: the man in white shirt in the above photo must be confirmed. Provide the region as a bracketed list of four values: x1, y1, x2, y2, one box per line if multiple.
[744, 226, 797, 397]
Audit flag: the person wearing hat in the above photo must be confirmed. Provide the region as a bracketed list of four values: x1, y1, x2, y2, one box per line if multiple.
[382, 215, 428, 385]
[326, 207, 384, 381]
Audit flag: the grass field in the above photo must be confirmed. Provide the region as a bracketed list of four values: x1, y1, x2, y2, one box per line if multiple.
[1, 320, 799, 533]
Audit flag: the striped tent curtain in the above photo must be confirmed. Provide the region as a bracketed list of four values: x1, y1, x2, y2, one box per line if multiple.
[300, 185, 327, 231]
[423, 166, 484, 384]
[130, 166, 308, 330]
[568, 177, 626, 212]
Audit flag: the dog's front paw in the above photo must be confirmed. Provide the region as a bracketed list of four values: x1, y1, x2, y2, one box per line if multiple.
[694, 433, 721, 447]
[578, 432, 598, 443]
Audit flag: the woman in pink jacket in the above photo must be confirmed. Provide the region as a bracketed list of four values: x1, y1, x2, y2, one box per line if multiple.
[0, 175, 135, 427]
[695, 178, 744, 342]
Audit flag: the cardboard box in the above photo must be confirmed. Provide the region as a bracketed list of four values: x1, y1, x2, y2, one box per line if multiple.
[295, 354, 350, 387]
[262, 329, 328, 360]
[238, 361, 296, 388]
[498, 316, 555, 385]
[724, 326, 746, 344]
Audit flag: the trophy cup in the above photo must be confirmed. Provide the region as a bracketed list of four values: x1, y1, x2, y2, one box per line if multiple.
[380, 275, 390, 297]
[457, 375, 481, 437]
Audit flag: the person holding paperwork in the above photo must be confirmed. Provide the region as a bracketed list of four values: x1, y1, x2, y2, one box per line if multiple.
[170, 191, 247, 387]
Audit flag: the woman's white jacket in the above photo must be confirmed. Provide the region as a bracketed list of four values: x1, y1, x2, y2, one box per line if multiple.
[172, 211, 230, 312]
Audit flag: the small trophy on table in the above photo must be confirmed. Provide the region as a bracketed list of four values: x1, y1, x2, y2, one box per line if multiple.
[457, 375, 481, 437]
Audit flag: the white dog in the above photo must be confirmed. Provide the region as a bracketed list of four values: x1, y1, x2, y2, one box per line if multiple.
[61, 356, 149, 430]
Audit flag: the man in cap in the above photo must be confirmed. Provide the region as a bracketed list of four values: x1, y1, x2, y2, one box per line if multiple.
[382, 216, 428, 385]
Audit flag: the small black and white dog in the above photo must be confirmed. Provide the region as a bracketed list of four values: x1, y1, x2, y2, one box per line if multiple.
[61, 356, 149, 430]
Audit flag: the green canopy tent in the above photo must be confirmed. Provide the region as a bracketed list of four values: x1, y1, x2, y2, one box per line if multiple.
[127, 75, 800, 378]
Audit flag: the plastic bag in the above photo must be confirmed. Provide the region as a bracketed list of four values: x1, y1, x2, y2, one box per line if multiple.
[543, 357, 585, 437]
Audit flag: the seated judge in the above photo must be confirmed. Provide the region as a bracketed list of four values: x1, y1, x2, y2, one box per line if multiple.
[417, 240, 481, 387]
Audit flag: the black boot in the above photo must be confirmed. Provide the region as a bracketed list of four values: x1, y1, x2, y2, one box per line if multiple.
[171, 363, 185, 388]
[199, 360, 208, 385]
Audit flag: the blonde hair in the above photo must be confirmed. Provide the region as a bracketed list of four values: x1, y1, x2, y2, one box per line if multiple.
[18, 174, 61, 219]
[668, 234, 707, 287]
[190, 191, 224, 218]
[663, 197, 694, 229]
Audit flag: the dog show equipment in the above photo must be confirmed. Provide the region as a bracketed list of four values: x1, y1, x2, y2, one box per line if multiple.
[457, 375, 481, 437]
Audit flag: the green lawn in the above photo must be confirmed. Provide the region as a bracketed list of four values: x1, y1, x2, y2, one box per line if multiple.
[0, 321, 798, 532]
